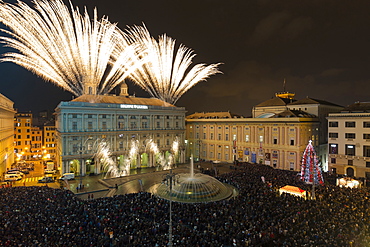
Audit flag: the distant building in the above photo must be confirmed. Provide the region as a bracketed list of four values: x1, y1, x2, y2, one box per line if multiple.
[186, 111, 319, 171]
[14, 112, 57, 166]
[14, 112, 33, 161]
[42, 121, 57, 161]
[186, 90, 343, 172]
[327, 102, 370, 178]
[55, 83, 186, 175]
[0, 93, 15, 174]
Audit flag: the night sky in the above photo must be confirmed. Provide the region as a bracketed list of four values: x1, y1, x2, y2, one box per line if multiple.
[1, 0, 370, 116]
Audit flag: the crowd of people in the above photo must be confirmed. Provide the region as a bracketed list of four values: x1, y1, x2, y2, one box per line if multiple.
[1, 163, 370, 246]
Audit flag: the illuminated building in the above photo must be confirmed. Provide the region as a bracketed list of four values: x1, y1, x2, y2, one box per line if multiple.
[186, 91, 343, 172]
[0, 93, 15, 174]
[42, 123, 57, 162]
[186, 111, 319, 171]
[327, 102, 370, 178]
[14, 112, 33, 162]
[55, 83, 186, 175]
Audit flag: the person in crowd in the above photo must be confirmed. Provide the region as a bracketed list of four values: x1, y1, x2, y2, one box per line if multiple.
[0, 163, 368, 246]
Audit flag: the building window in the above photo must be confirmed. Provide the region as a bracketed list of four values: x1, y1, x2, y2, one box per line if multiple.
[364, 146, 370, 157]
[331, 158, 336, 164]
[329, 144, 338, 154]
[259, 136, 263, 143]
[166, 122, 170, 128]
[225, 153, 229, 160]
[118, 122, 124, 129]
[210, 133, 214, 140]
[245, 135, 249, 142]
[233, 134, 237, 141]
[88, 122, 93, 130]
[364, 122, 370, 128]
[345, 144, 355, 156]
[345, 121, 356, 128]
[273, 138, 278, 144]
[195, 133, 199, 139]
[119, 142, 124, 149]
[364, 134, 370, 140]
[175, 122, 179, 128]
[345, 133, 355, 139]
[225, 134, 229, 141]
[289, 162, 294, 170]
[366, 162, 370, 168]
[142, 122, 148, 129]
[156, 122, 160, 128]
[130, 122, 137, 129]
[290, 139, 295, 146]
[348, 160, 353, 166]
[72, 122, 77, 130]
[329, 121, 338, 127]
[203, 133, 206, 139]
[218, 133, 222, 140]
[102, 122, 107, 130]
[329, 133, 338, 138]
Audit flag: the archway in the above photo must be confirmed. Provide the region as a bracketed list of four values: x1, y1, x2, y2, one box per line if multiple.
[346, 167, 355, 177]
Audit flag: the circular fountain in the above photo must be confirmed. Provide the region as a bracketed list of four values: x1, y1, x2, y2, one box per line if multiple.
[151, 156, 236, 203]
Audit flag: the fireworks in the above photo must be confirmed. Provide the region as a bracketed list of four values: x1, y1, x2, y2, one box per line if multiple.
[0, 0, 142, 96]
[0, 0, 222, 104]
[120, 24, 222, 104]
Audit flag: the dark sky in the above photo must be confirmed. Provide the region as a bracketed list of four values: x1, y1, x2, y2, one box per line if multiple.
[1, 0, 370, 116]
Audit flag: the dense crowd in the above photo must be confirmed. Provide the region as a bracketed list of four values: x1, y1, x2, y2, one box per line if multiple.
[1, 163, 370, 246]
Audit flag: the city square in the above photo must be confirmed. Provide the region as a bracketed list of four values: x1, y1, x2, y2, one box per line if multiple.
[1, 0, 370, 246]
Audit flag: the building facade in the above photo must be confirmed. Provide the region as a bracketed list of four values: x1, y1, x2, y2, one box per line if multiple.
[14, 112, 33, 162]
[186, 112, 320, 172]
[0, 93, 15, 175]
[55, 90, 187, 175]
[43, 124, 57, 161]
[327, 102, 370, 178]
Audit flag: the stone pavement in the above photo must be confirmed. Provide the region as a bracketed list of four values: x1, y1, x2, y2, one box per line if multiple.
[19, 162, 238, 200]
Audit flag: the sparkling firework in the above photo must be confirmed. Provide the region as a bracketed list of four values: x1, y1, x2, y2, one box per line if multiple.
[123, 24, 222, 104]
[0, 0, 142, 96]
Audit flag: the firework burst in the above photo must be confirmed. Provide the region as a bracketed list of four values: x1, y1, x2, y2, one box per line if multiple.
[0, 0, 143, 96]
[123, 24, 222, 104]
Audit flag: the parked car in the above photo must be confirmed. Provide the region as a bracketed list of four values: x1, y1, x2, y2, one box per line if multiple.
[44, 169, 57, 174]
[4, 174, 22, 181]
[38, 177, 54, 183]
[6, 170, 24, 177]
[59, 173, 75, 180]
[20, 168, 30, 174]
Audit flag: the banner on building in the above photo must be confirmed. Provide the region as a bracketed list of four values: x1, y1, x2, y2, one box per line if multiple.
[251, 152, 257, 163]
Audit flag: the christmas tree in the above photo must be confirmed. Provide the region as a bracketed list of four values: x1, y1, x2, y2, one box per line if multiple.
[301, 140, 324, 185]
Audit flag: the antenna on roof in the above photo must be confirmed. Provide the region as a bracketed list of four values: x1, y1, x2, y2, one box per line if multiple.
[283, 78, 286, 92]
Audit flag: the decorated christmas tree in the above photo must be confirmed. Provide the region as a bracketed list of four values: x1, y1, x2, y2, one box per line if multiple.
[301, 140, 324, 185]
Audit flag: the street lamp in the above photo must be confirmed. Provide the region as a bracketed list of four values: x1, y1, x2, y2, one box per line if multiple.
[79, 137, 92, 190]
[163, 169, 177, 246]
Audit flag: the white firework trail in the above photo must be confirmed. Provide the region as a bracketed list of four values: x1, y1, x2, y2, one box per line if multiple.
[0, 0, 143, 96]
[122, 24, 223, 104]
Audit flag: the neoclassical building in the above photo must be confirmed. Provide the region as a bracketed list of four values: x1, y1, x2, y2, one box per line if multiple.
[55, 83, 186, 175]
[186, 91, 343, 172]
[327, 102, 370, 178]
[186, 111, 320, 171]
[0, 93, 15, 174]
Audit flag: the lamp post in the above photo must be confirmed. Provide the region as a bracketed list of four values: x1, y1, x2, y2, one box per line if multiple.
[79, 137, 91, 190]
[163, 169, 177, 247]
